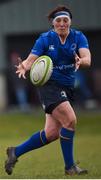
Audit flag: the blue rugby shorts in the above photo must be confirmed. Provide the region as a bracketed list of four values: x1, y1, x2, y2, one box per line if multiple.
[37, 80, 75, 114]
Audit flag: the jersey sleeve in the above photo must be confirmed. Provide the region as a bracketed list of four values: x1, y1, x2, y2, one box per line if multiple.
[31, 35, 45, 56]
[77, 32, 89, 49]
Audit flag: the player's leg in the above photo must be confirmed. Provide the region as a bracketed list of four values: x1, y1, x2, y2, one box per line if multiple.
[52, 101, 87, 175]
[45, 113, 61, 141]
[5, 113, 61, 175]
[8, 114, 60, 157]
[52, 101, 76, 170]
[15, 113, 60, 158]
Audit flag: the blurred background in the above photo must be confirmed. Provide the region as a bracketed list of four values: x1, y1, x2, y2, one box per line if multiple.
[0, 0, 101, 112]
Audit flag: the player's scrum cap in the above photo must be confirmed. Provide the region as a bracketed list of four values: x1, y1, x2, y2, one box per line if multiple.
[53, 11, 71, 22]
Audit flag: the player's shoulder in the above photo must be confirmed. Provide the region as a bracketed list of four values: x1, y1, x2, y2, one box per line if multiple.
[40, 30, 56, 39]
[70, 28, 84, 36]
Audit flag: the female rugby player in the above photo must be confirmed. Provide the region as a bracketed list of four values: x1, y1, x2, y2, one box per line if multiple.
[5, 5, 91, 176]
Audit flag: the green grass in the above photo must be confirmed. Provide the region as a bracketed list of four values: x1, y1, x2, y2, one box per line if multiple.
[0, 109, 101, 178]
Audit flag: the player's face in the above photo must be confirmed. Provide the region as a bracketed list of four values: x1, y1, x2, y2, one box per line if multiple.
[53, 17, 71, 36]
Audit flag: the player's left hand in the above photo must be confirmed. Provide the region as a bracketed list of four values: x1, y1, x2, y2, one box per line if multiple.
[75, 53, 81, 71]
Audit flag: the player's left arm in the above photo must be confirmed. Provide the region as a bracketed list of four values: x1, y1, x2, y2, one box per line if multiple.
[78, 47, 91, 67]
[75, 48, 91, 71]
[75, 31, 91, 70]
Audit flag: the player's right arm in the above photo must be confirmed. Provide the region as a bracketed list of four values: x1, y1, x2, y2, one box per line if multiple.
[16, 54, 38, 79]
[16, 35, 45, 79]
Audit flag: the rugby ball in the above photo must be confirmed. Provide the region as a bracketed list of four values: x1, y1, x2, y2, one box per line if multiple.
[30, 55, 53, 86]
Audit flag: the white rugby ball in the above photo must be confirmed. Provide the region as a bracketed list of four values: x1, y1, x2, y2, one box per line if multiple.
[30, 55, 53, 86]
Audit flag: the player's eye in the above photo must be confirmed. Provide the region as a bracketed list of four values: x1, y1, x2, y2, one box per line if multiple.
[56, 18, 61, 23]
[63, 18, 68, 23]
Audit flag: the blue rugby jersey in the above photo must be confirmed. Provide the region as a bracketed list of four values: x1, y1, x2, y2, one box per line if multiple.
[31, 29, 89, 87]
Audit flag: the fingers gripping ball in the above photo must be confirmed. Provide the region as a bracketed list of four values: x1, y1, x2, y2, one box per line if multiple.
[30, 56, 53, 86]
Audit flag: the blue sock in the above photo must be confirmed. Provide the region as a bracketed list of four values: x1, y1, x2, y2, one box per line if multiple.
[60, 127, 75, 170]
[15, 130, 48, 157]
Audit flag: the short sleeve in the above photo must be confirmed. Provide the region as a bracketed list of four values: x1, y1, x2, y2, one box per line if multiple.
[77, 32, 89, 49]
[31, 35, 45, 56]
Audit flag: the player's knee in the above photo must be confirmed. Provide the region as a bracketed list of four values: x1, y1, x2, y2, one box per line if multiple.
[70, 115, 77, 125]
[45, 128, 59, 142]
[69, 117, 77, 129]
[63, 116, 77, 129]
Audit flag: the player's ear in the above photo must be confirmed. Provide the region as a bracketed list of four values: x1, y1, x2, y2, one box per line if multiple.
[69, 19, 71, 26]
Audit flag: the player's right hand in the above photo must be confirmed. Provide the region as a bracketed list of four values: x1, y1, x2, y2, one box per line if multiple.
[15, 57, 27, 79]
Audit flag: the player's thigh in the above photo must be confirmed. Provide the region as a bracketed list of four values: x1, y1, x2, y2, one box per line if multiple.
[44, 113, 61, 140]
[52, 101, 77, 129]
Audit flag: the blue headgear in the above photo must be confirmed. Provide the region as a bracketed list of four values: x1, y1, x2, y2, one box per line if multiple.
[53, 11, 71, 22]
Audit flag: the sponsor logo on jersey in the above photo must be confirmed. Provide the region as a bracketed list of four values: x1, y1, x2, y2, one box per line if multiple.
[54, 64, 75, 70]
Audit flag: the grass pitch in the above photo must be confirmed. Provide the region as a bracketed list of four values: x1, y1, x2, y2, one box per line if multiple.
[0, 108, 101, 179]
